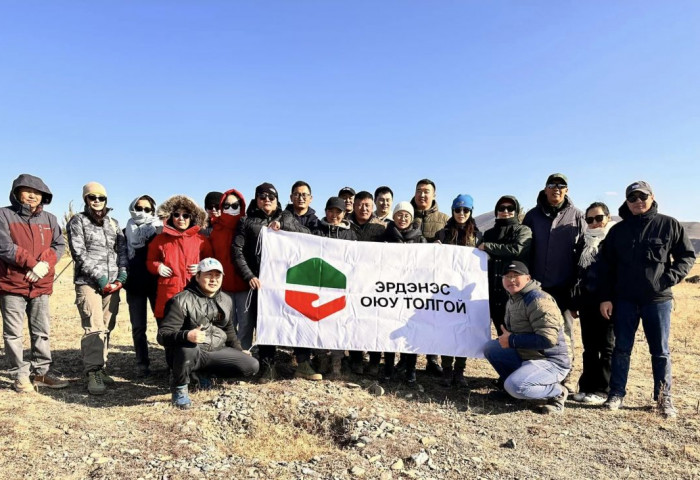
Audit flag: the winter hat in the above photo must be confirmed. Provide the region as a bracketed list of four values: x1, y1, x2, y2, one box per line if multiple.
[255, 182, 278, 199]
[325, 196, 346, 212]
[625, 181, 653, 197]
[204, 191, 223, 210]
[393, 201, 414, 219]
[451, 194, 474, 210]
[494, 195, 520, 216]
[197, 257, 224, 274]
[82, 182, 107, 200]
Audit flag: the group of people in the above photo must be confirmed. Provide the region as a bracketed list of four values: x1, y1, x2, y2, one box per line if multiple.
[0, 173, 695, 416]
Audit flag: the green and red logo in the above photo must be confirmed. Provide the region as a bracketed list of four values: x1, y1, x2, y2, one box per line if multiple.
[285, 258, 346, 321]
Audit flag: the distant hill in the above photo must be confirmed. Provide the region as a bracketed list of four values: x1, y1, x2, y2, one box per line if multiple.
[474, 214, 700, 254]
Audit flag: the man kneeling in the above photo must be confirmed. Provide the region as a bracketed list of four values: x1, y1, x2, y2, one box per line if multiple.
[158, 258, 259, 409]
[483, 261, 571, 414]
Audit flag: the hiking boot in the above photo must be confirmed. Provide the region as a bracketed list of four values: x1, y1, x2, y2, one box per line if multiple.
[405, 369, 417, 387]
[441, 367, 454, 387]
[366, 363, 380, 377]
[86, 371, 106, 395]
[295, 361, 322, 381]
[659, 396, 677, 418]
[33, 372, 69, 389]
[136, 364, 152, 378]
[395, 357, 406, 374]
[14, 376, 35, 394]
[540, 385, 568, 414]
[453, 369, 468, 389]
[603, 394, 624, 411]
[172, 385, 191, 409]
[315, 353, 332, 375]
[197, 375, 213, 390]
[381, 365, 394, 384]
[425, 359, 443, 377]
[258, 360, 277, 384]
[350, 362, 364, 375]
[98, 370, 115, 385]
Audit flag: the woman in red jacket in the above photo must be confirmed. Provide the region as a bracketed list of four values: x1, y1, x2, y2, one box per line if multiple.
[147, 195, 212, 321]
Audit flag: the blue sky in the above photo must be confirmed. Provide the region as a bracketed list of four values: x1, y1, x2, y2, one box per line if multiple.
[2, 1, 699, 225]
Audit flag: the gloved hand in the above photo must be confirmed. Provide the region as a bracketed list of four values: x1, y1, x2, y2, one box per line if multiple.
[158, 264, 173, 277]
[32, 261, 50, 278]
[187, 264, 198, 275]
[25, 271, 40, 283]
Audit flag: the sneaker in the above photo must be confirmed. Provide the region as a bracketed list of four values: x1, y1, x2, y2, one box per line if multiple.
[572, 391, 587, 402]
[582, 392, 607, 405]
[33, 372, 69, 389]
[425, 359, 443, 377]
[659, 396, 677, 418]
[453, 370, 468, 389]
[172, 385, 191, 409]
[98, 370, 115, 385]
[258, 360, 277, 384]
[14, 376, 35, 394]
[366, 363, 380, 377]
[86, 371, 106, 395]
[295, 361, 322, 381]
[198, 375, 213, 390]
[603, 394, 624, 411]
[540, 385, 568, 414]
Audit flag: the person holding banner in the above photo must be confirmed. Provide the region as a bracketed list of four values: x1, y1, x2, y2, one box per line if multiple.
[483, 261, 571, 414]
[232, 182, 316, 383]
[435, 194, 482, 388]
[381, 201, 427, 387]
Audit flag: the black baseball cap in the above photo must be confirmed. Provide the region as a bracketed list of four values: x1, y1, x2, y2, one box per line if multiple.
[505, 261, 529, 276]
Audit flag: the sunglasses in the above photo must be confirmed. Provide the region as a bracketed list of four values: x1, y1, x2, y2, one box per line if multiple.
[453, 207, 471, 214]
[497, 205, 516, 213]
[222, 202, 240, 210]
[205, 205, 219, 211]
[257, 193, 276, 201]
[172, 212, 191, 220]
[546, 183, 567, 190]
[87, 194, 107, 202]
[134, 206, 153, 213]
[585, 214, 606, 224]
[627, 192, 649, 203]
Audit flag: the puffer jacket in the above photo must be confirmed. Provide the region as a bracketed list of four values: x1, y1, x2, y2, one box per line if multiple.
[348, 214, 386, 242]
[147, 195, 212, 318]
[435, 217, 483, 246]
[523, 191, 585, 293]
[67, 207, 127, 288]
[411, 199, 449, 242]
[157, 277, 242, 351]
[313, 219, 358, 240]
[597, 201, 696, 304]
[233, 203, 310, 283]
[285, 204, 320, 229]
[0, 174, 65, 297]
[209, 188, 248, 293]
[504, 280, 569, 368]
[382, 222, 427, 244]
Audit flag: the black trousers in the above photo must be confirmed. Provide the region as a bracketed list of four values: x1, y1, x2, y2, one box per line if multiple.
[172, 344, 260, 388]
[349, 351, 382, 365]
[441, 355, 466, 371]
[258, 345, 311, 363]
[384, 353, 416, 374]
[578, 297, 614, 393]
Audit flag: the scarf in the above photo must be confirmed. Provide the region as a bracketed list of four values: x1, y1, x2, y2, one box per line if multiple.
[578, 221, 616, 269]
[125, 196, 162, 259]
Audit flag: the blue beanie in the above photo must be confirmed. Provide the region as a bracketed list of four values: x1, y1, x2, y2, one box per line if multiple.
[451, 194, 474, 210]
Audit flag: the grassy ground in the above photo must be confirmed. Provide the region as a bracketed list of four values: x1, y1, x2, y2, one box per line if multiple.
[1, 258, 699, 479]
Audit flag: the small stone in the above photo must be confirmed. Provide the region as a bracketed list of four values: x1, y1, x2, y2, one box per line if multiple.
[368, 455, 382, 463]
[391, 459, 404, 471]
[417, 384, 425, 393]
[346, 383, 361, 389]
[420, 436, 437, 446]
[379, 472, 392, 480]
[404, 393, 414, 400]
[501, 439, 516, 449]
[350, 466, 366, 477]
[301, 467, 316, 475]
[96, 457, 111, 465]
[411, 451, 429, 467]
[368, 384, 385, 396]
[356, 442, 366, 448]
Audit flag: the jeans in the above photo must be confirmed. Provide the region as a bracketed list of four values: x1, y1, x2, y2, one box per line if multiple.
[484, 339, 569, 400]
[1, 294, 52, 378]
[171, 344, 259, 388]
[609, 299, 672, 400]
[126, 291, 156, 368]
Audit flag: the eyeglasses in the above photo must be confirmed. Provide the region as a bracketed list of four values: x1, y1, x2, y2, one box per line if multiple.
[394, 213, 412, 220]
[257, 193, 275, 201]
[222, 202, 240, 210]
[292, 193, 310, 199]
[546, 183, 567, 190]
[453, 207, 471, 214]
[87, 195, 107, 202]
[626, 192, 649, 203]
[134, 206, 153, 213]
[497, 205, 516, 213]
[172, 212, 191, 220]
[585, 214, 606, 224]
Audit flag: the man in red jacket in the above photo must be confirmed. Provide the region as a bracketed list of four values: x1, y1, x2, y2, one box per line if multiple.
[0, 174, 69, 393]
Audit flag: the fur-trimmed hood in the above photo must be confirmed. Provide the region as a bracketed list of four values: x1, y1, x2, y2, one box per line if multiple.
[157, 195, 207, 228]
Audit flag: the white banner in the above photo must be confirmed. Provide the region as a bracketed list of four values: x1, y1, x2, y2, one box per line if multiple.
[257, 229, 491, 358]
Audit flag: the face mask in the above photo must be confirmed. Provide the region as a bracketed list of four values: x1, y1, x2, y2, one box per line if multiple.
[223, 206, 240, 216]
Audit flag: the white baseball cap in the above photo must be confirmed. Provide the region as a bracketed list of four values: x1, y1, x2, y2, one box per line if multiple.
[197, 257, 224, 274]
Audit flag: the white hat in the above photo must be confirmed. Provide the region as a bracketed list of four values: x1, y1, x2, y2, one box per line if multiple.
[393, 201, 414, 219]
[197, 258, 224, 274]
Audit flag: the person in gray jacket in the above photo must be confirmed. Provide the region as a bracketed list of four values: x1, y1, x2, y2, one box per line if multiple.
[67, 182, 128, 395]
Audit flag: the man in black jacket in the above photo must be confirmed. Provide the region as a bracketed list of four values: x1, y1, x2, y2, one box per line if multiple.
[158, 258, 259, 409]
[598, 181, 695, 417]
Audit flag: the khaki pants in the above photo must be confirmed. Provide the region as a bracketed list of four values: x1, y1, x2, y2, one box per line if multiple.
[75, 285, 120, 374]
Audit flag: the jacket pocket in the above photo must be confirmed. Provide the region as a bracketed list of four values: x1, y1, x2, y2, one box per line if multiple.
[644, 238, 669, 263]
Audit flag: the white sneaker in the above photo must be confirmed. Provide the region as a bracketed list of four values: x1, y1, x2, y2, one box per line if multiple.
[572, 391, 587, 402]
[582, 392, 607, 405]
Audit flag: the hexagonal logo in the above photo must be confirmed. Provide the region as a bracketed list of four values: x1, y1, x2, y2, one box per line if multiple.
[285, 258, 346, 321]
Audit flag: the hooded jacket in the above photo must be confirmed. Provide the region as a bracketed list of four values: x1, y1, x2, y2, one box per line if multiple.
[0, 174, 65, 297]
[313, 219, 358, 241]
[233, 202, 310, 283]
[123, 195, 160, 295]
[157, 277, 242, 351]
[504, 279, 570, 368]
[347, 213, 386, 242]
[382, 222, 427, 244]
[410, 199, 449, 243]
[67, 201, 128, 288]
[481, 196, 533, 310]
[284, 204, 320, 229]
[522, 191, 585, 294]
[209, 188, 248, 293]
[597, 201, 695, 304]
[147, 195, 212, 318]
